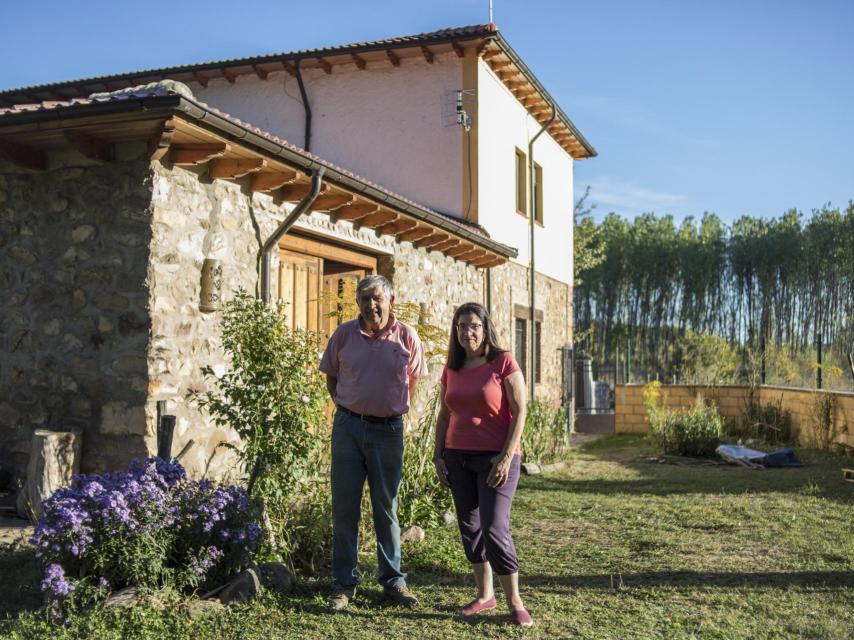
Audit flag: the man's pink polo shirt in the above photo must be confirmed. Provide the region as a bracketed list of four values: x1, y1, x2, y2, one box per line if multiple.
[320, 314, 427, 417]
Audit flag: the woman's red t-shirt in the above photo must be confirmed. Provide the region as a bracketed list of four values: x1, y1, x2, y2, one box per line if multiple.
[440, 351, 522, 453]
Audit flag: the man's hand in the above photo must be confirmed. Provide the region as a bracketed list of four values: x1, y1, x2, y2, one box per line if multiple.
[433, 457, 450, 489]
[487, 454, 512, 488]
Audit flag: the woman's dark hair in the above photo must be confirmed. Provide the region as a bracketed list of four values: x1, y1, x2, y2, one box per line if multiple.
[446, 302, 506, 371]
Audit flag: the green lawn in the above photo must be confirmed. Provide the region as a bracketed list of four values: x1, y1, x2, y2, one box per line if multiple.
[2, 435, 853, 639]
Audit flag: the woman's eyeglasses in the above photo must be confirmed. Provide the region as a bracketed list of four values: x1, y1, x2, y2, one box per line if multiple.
[456, 323, 483, 333]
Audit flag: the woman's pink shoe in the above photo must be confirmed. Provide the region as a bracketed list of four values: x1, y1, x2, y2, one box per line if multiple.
[459, 596, 497, 616]
[509, 607, 534, 627]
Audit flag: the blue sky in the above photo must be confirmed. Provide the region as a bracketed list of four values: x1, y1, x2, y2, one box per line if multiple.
[1, 0, 851, 224]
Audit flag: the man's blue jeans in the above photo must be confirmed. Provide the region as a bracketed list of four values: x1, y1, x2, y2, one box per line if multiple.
[331, 409, 406, 589]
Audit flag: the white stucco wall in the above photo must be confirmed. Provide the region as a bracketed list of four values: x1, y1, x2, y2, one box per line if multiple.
[188, 53, 464, 215]
[476, 59, 574, 285]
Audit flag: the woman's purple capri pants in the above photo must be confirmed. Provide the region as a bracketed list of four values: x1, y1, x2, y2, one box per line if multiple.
[443, 449, 521, 575]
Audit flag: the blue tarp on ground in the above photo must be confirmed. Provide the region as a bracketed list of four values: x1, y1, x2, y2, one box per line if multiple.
[716, 444, 804, 467]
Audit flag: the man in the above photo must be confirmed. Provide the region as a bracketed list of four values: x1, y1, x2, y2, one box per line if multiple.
[319, 274, 426, 610]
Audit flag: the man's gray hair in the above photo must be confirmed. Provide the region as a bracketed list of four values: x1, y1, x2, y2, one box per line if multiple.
[356, 275, 394, 300]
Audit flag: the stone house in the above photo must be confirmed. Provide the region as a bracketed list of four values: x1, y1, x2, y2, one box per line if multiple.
[0, 24, 595, 483]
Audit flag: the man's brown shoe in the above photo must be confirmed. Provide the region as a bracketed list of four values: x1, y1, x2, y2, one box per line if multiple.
[383, 584, 419, 607]
[328, 586, 356, 611]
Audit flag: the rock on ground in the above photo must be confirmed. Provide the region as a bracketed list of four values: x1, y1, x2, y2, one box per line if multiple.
[218, 567, 260, 605]
[400, 525, 425, 543]
[258, 562, 294, 594]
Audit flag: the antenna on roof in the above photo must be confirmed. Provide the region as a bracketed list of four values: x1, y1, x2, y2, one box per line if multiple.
[489, 0, 493, 23]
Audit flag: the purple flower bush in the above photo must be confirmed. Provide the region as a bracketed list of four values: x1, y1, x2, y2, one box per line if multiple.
[32, 458, 262, 614]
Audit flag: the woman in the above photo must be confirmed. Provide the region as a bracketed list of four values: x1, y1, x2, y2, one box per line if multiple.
[433, 302, 532, 627]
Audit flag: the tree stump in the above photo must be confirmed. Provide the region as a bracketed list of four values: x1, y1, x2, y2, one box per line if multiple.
[16, 430, 82, 520]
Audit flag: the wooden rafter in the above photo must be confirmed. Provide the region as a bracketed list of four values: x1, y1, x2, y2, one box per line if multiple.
[0, 138, 46, 170]
[64, 130, 114, 163]
[420, 46, 434, 64]
[281, 60, 296, 76]
[514, 87, 537, 98]
[251, 170, 299, 192]
[481, 48, 503, 60]
[210, 158, 266, 180]
[414, 232, 449, 248]
[354, 209, 397, 229]
[386, 50, 401, 66]
[476, 40, 492, 56]
[490, 59, 512, 71]
[170, 143, 229, 166]
[277, 181, 330, 201]
[376, 218, 417, 236]
[506, 78, 527, 89]
[397, 227, 433, 242]
[193, 72, 209, 88]
[452, 42, 465, 58]
[253, 64, 269, 80]
[351, 53, 366, 70]
[148, 119, 176, 161]
[474, 256, 505, 268]
[317, 57, 333, 75]
[221, 68, 238, 84]
[457, 249, 488, 262]
[446, 243, 475, 258]
[430, 238, 461, 252]
[330, 203, 379, 222]
[311, 192, 357, 211]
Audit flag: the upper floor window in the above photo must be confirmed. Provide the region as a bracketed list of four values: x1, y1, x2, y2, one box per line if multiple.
[515, 148, 527, 215]
[534, 162, 543, 225]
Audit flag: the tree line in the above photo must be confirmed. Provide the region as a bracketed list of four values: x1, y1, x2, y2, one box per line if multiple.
[573, 200, 854, 383]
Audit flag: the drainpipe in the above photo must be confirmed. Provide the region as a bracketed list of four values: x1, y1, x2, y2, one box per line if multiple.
[294, 59, 312, 152]
[260, 167, 326, 302]
[528, 103, 555, 403]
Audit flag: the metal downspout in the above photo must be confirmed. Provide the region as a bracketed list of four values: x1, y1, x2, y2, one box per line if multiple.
[260, 168, 326, 302]
[294, 59, 312, 152]
[528, 103, 555, 403]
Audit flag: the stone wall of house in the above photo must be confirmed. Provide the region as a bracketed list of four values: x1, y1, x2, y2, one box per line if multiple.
[489, 261, 572, 407]
[0, 151, 155, 480]
[147, 162, 303, 482]
[614, 383, 853, 449]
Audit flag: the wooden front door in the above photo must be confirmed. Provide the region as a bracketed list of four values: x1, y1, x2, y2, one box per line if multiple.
[278, 249, 322, 331]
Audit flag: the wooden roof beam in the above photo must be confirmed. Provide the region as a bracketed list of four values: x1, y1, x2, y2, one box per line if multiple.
[376, 218, 416, 236]
[252, 64, 269, 80]
[414, 232, 449, 249]
[311, 192, 357, 211]
[281, 60, 296, 76]
[0, 138, 46, 171]
[210, 157, 267, 180]
[221, 68, 238, 84]
[148, 119, 176, 161]
[386, 50, 401, 67]
[446, 243, 476, 258]
[490, 59, 513, 71]
[351, 53, 366, 70]
[397, 226, 433, 243]
[354, 209, 397, 229]
[330, 202, 379, 222]
[431, 238, 461, 253]
[170, 143, 229, 166]
[317, 57, 333, 75]
[193, 72, 209, 88]
[64, 130, 114, 163]
[252, 169, 300, 192]
[474, 256, 505, 268]
[476, 40, 493, 56]
[276, 180, 327, 201]
[420, 46, 434, 64]
[481, 48, 503, 60]
[457, 248, 488, 262]
[452, 42, 465, 58]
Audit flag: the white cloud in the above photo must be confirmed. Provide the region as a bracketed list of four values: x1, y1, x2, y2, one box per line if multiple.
[582, 177, 688, 218]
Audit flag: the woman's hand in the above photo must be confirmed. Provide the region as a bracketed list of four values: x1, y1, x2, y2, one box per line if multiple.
[487, 454, 513, 488]
[433, 457, 450, 489]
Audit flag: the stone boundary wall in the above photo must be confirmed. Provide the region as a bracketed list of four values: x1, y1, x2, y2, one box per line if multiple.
[615, 383, 853, 449]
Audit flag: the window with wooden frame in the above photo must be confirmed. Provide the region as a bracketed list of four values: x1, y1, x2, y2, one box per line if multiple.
[534, 162, 543, 225]
[513, 304, 543, 383]
[276, 234, 376, 347]
[515, 148, 527, 216]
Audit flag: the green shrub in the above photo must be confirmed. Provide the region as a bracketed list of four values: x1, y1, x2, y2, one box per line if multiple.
[738, 399, 794, 444]
[523, 398, 570, 465]
[644, 382, 724, 456]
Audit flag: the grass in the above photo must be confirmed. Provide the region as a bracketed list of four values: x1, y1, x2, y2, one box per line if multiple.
[2, 434, 852, 639]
